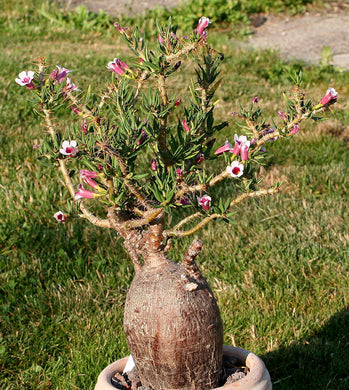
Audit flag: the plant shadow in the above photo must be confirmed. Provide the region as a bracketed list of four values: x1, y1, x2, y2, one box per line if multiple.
[262, 307, 349, 390]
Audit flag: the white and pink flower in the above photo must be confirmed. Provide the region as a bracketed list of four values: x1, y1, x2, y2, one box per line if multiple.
[319, 87, 337, 106]
[226, 161, 244, 178]
[54, 211, 67, 222]
[195, 17, 211, 36]
[215, 139, 233, 155]
[15, 71, 35, 89]
[59, 140, 78, 156]
[107, 58, 129, 75]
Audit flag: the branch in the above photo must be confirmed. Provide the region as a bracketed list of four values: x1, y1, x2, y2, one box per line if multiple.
[43, 108, 110, 228]
[174, 170, 229, 201]
[164, 186, 280, 238]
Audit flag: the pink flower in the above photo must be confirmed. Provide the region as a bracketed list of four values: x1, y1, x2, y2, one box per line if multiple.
[252, 97, 259, 103]
[175, 99, 182, 107]
[74, 184, 96, 200]
[55, 66, 72, 84]
[158, 34, 165, 44]
[226, 161, 244, 178]
[215, 140, 234, 155]
[81, 121, 88, 134]
[80, 169, 98, 179]
[232, 134, 250, 157]
[15, 71, 35, 89]
[80, 170, 99, 188]
[137, 129, 148, 145]
[195, 17, 211, 36]
[54, 211, 67, 222]
[60, 140, 78, 156]
[114, 22, 125, 33]
[195, 153, 205, 164]
[319, 87, 337, 106]
[107, 58, 129, 75]
[176, 168, 184, 177]
[182, 120, 190, 133]
[291, 125, 299, 135]
[33, 144, 41, 150]
[151, 159, 158, 171]
[197, 194, 211, 211]
[278, 111, 287, 121]
[65, 78, 79, 92]
[240, 144, 249, 161]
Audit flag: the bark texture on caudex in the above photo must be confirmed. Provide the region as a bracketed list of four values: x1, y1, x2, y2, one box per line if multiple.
[108, 206, 223, 390]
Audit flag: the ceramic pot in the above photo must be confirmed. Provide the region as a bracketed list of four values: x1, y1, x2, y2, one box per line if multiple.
[94, 345, 272, 390]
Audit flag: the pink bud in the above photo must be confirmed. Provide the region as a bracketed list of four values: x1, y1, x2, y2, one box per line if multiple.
[215, 140, 233, 155]
[71, 106, 81, 115]
[278, 111, 287, 121]
[175, 99, 182, 107]
[151, 159, 158, 171]
[158, 34, 165, 44]
[182, 120, 190, 132]
[197, 195, 211, 211]
[195, 153, 205, 164]
[240, 144, 249, 161]
[176, 168, 184, 177]
[291, 125, 299, 135]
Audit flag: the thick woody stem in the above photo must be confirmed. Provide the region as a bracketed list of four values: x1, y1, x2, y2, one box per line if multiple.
[182, 239, 204, 281]
[165, 42, 198, 63]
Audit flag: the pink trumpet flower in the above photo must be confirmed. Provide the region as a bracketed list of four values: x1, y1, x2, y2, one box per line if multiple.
[240, 144, 249, 161]
[197, 194, 211, 211]
[80, 170, 99, 188]
[232, 134, 250, 157]
[55, 66, 72, 83]
[74, 184, 96, 200]
[15, 71, 35, 89]
[226, 161, 244, 178]
[215, 140, 234, 155]
[54, 211, 67, 222]
[319, 87, 337, 106]
[107, 58, 129, 75]
[195, 17, 211, 36]
[291, 125, 299, 135]
[158, 34, 165, 44]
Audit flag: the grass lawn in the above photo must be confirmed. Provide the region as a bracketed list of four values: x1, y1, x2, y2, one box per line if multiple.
[0, 1, 348, 389]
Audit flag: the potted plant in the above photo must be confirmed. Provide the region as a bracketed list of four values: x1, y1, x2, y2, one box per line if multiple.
[16, 17, 337, 390]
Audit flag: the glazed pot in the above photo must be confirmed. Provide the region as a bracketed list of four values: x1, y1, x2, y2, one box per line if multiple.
[94, 345, 272, 390]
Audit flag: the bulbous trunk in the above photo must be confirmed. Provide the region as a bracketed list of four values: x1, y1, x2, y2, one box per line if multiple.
[124, 255, 223, 390]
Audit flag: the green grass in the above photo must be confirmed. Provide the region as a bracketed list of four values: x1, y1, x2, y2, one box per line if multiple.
[1, 0, 348, 389]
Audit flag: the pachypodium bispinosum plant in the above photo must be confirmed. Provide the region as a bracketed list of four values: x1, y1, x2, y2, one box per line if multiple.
[17, 17, 337, 390]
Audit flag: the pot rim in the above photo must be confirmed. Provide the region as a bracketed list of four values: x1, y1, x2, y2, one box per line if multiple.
[94, 345, 272, 390]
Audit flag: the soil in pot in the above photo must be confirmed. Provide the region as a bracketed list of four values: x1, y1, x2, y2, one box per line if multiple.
[110, 355, 249, 389]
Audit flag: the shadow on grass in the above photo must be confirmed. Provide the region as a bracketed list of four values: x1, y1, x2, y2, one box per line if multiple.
[263, 307, 349, 390]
